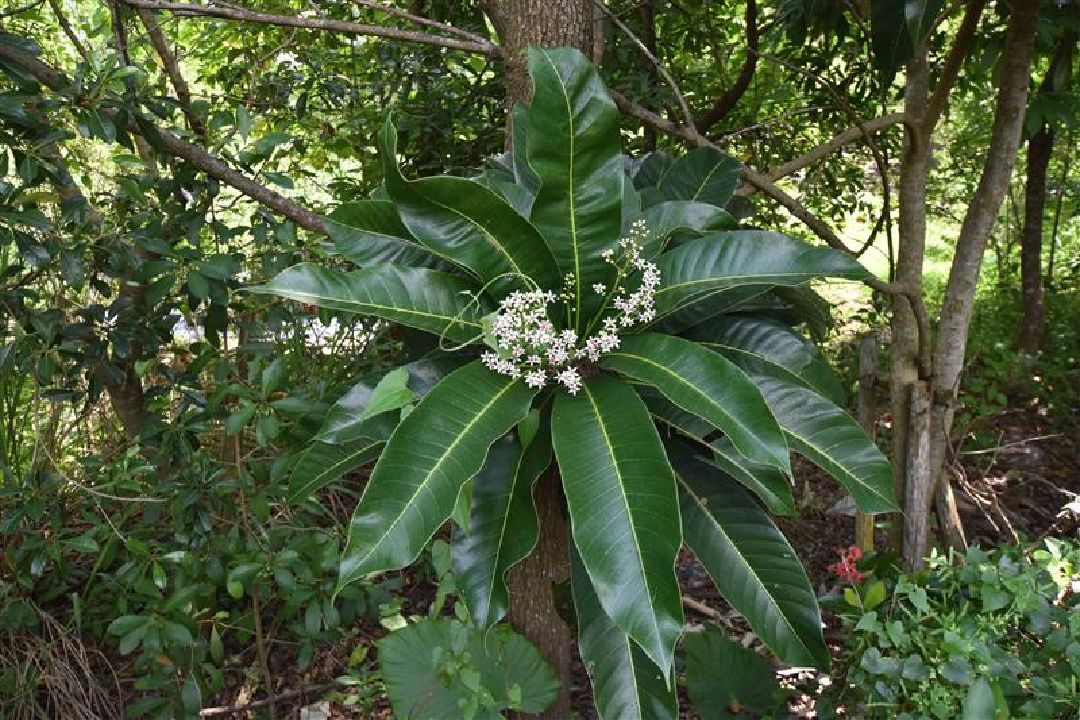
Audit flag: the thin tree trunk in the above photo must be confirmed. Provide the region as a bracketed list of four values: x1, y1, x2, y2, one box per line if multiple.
[927, 0, 1040, 551]
[480, 4, 591, 714]
[1019, 124, 1053, 355]
[855, 335, 878, 552]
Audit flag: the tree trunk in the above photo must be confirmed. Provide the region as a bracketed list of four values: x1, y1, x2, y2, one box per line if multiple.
[1019, 124, 1052, 355]
[890, 43, 931, 552]
[926, 0, 1040, 553]
[1019, 30, 1075, 354]
[481, 4, 591, 713]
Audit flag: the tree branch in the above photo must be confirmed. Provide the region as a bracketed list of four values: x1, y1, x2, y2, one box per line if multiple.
[352, 0, 491, 45]
[923, 0, 986, 133]
[736, 113, 905, 194]
[0, 42, 327, 234]
[696, 0, 757, 132]
[46, 0, 91, 62]
[135, 6, 206, 135]
[119, 0, 500, 56]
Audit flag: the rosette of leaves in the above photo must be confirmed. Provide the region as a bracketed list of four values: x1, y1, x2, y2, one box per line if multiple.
[254, 47, 897, 717]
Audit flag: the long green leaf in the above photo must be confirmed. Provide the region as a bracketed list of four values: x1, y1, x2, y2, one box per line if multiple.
[525, 47, 624, 328]
[252, 262, 487, 345]
[653, 231, 869, 321]
[552, 375, 683, 674]
[572, 548, 678, 720]
[600, 334, 790, 474]
[673, 449, 828, 668]
[753, 375, 897, 513]
[688, 316, 845, 404]
[646, 394, 795, 515]
[288, 438, 383, 502]
[324, 200, 445, 269]
[637, 200, 737, 258]
[337, 362, 536, 590]
[452, 426, 551, 628]
[652, 146, 742, 208]
[378, 118, 558, 294]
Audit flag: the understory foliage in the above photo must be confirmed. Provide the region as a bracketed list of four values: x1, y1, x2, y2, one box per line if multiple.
[259, 47, 897, 716]
[826, 539, 1080, 719]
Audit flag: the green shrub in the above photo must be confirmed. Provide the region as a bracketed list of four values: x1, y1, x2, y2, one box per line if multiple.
[824, 540, 1080, 719]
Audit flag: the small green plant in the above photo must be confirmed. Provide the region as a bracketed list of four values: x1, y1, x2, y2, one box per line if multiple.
[824, 539, 1080, 719]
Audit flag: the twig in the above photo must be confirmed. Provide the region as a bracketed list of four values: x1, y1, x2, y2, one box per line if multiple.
[681, 595, 736, 631]
[958, 433, 1063, 455]
[199, 681, 343, 717]
[119, 0, 499, 56]
[351, 0, 490, 44]
[594, 0, 697, 134]
[46, 0, 91, 61]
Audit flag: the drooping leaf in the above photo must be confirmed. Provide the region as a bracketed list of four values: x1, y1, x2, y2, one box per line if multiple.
[673, 449, 828, 668]
[378, 617, 559, 718]
[637, 200, 738, 258]
[324, 200, 445, 269]
[572, 548, 678, 720]
[600, 334, 790, 474]
[688, 315, 845, 404]
[753, 375, 897, 513]
[525, 47, 624, 329]
[452, 425, 551, 628]
[338, 362, 536, 590]
[288, 437, 384, 502]
[653, 231, 869, 322]
[378, 118, 558, 294]
[648, 147, 742, 209]
[709, 437, 796, 516]
[252, 262, 488, 345]
[632, 150, 675, 191]
[684, 627, 787, 719]
[870, 0, 945, 86]
[552, 375, 683, 674]
[361, 367, 413, 421]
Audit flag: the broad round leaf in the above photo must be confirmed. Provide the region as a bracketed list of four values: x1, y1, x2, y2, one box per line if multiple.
[752, 375, 898, 514]
[571, 548, 678, 720]
[673, 449, 828, 668]
[338, 361, 536, 590]
[552, 375, 683, 674]
[252, 262, 488, 345]
[600, 333, 791, 474]
[648, 146, 742, 209]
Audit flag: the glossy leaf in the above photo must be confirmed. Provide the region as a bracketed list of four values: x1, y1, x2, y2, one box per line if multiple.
[379, 118, 558, 294]
[452, 425, 551, 628]
[601, 334, 790, 474]
[632, 150, 675, 191]
[288, 438, 383, 502]
[637, 200, 738, 258]
[324, 200, 444, 269]
[338, 361, 536, 590]
[753, 375, 898, 513]
[871, 0, 945, 86]
[525, 47, 624, 328]
[649, 147, 741, 209]
[552, 375, 683, 674]
[673, 449, 828, 668]
[253, 262, 488, 345]
[653, 231, 869, 321]
[685, 628, 787, 718]
[688, 315, 845, 404]
[572, 548, 678, 720]
[709, 437, 796, 516]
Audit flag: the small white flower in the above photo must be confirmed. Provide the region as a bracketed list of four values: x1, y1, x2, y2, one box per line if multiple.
[525, 370, 547, 388]
[592, 283, 606, 295]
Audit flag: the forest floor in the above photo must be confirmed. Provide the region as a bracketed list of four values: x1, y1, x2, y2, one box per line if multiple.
[197, 404, 1079, 719]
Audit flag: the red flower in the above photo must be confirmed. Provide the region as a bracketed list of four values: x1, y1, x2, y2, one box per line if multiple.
[828, 546, 865, 583]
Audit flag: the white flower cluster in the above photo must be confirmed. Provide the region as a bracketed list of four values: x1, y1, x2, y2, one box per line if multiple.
[481, 223, 659, 395]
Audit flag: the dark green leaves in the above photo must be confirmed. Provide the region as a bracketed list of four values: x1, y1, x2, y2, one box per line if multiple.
[378, 118, 558, 294]
[601, 334, 790, 474]
[552, 375, 683, 674]
[674, 450, 828, 668]
[524, 47, 624, 328]
[645, 147, 742, 209]
[253, 262, 487, 345]
[870, 0, 946, 85]
[754, 375, 897, 513]
[338, 362, 536, 590]
[452, 428, 551, 628]
[324, 200, 444, 269]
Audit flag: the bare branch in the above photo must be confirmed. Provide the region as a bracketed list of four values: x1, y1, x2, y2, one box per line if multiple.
[46, 0, 91, 62]
[923, 0, 986, 133]
[594, 0, 697, 134]
[119, 0, 501, 56]
[0, 42, 327, 234]
[736, 113, 905, 194]
[696, 0, 757, 133]
[352, 0, 491, 45]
